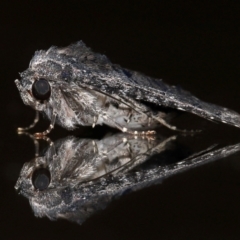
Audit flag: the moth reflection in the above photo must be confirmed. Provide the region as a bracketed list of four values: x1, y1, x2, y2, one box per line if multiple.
[16, 134, 176, 194]
[15, 134, 240, 225]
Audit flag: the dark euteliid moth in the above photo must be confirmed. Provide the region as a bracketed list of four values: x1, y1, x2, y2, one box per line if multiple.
[15, 41, 240, 135]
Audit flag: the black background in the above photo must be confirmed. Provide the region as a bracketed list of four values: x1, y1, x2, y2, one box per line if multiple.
[1, 1, 240, 239]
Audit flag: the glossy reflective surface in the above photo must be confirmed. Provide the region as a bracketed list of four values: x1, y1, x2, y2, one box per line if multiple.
[15, 134, 240, 224]
[2, 1, 240, 239]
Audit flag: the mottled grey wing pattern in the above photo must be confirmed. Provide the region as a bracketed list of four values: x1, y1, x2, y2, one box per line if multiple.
[56, 41, 240, 128]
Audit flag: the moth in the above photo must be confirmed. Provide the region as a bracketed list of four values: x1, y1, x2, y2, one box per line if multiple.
[15, 134, 240, 224]
[15, 41, 240, 136]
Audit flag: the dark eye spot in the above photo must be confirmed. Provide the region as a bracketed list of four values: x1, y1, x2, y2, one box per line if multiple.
[32, 78, 51, 101]
[32, 168, 51, 191]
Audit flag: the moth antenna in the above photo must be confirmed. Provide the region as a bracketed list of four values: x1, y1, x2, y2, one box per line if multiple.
[34, 112, 57, 137]
[17, 111, 39, 132]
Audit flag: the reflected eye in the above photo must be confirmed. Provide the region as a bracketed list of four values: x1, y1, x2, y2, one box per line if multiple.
[32, 168, 51, 191]
[32, 78, 51, 101]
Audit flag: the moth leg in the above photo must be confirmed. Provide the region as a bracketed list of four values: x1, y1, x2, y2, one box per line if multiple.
[34, 135, 54, 157]
[151, 115, 178, 131]
[92, 116, 99, 128]
[122, 138, 132, 157]
[92, 140, 98, 153]
[34, 112, 57, 137]
[17, 111, 39, 132]
[17, 131, 40, 157]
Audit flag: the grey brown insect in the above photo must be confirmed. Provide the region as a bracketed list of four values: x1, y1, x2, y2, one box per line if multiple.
[15, 41, 240, 135]
[15, 134, 240, 224]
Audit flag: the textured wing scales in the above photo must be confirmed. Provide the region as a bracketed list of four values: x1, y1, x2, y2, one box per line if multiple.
[52, 42, 240, 129]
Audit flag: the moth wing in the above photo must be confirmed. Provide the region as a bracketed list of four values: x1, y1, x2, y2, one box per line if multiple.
[59, 42, 240, 128]
[56, 41, 111, 67]
[132, 75, 240, 128]
[79, 68, 240, 128]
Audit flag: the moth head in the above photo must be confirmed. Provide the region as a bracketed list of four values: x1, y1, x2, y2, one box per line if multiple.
[15, 71, 52, 111]
[15, 53, 74, 117]
[15, 157, 51, 198]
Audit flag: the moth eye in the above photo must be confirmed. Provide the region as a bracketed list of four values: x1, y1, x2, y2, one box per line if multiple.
[32, 168, 51, 191]
[32, 78, 51, 101]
